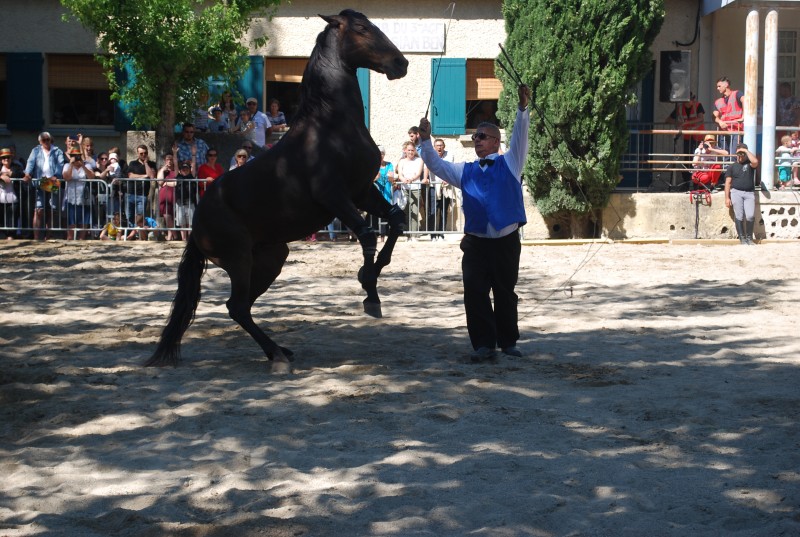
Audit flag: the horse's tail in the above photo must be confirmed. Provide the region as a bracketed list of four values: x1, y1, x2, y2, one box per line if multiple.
[145, 238, 207, 367]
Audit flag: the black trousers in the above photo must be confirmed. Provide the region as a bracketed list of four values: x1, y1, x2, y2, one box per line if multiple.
[460, 231, 521, 350]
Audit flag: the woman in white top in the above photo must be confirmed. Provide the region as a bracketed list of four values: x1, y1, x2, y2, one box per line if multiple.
[395, 141, 424, 235]
[62, 147, 95, 240]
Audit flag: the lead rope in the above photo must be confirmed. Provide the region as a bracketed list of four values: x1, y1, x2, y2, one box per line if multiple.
[425, 2, 457, 120]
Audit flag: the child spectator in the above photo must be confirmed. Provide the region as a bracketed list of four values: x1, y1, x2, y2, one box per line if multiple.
[126, 213, 159, 240]
[233, 109, 256, 144]
[100, 212, 121, 241]
[174, 160, 197, 241]
[775, 135, 798, 190]
[207, 107, 229, 133]
[157, 152, 178, 241]
[0, 147, 23, 240]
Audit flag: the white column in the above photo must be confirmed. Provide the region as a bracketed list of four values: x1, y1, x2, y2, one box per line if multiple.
[761, 10, 779, 191]
[743, 11, 759, 155]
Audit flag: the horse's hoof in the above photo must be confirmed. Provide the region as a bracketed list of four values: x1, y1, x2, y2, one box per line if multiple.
[271, 360, 292, 375]
[363, 300, 383, 318]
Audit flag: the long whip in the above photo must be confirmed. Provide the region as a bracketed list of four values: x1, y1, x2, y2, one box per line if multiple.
[425, 2, 457, 120]
[496, 43, 624, 318]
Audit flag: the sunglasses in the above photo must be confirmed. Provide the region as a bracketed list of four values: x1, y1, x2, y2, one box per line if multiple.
[207, 153, 218, 157]
[236, 155, 248, 158]
[98, 157, 108, 160]
[471, 132, 497, 141]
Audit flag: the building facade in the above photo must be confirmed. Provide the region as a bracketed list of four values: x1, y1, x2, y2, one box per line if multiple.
[3, 0, 800, 187]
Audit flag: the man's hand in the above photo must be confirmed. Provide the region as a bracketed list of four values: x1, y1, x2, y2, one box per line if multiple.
[418, 117, 431, 141]
[518, 84, 531, 110]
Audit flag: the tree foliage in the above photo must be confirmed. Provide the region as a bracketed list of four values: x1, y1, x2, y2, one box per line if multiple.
[498, 0, 664, 224]
[60, 0, 281, 152]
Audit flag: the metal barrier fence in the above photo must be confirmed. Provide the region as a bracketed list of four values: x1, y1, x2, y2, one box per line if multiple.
[0, 177, 466, 241]
[622, 123, 800, 191]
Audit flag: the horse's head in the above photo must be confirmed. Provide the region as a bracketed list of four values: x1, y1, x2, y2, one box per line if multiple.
[319, 10, 408, 80]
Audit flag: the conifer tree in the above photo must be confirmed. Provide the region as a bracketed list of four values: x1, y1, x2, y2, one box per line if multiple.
[498, 0, 664, 236]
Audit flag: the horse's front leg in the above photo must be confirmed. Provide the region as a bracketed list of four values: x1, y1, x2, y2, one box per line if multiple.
[375, 204, 405, 277]
[332, 205, 383, 317]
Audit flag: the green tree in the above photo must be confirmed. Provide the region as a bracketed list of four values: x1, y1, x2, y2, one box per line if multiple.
[498, 0, 664, 237]
[60, 0, 281, 155]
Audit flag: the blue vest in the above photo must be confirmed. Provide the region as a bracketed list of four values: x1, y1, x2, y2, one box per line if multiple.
[461, 156, 527, 234]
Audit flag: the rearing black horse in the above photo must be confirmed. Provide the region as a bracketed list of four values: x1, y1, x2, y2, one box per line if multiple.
[146, 10, 409, 373]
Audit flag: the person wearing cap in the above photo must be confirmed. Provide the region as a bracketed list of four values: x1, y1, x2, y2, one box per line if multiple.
[0, 147, 24, 239]
[245, 97, 273, 148]
[724, 143, 760, 245]
[207, 107, 229, 133]
[691, 134, 728, 190]
[23, 132, 65, 240]
[62, 145, 95, 240]
[174, 158, 197, 242]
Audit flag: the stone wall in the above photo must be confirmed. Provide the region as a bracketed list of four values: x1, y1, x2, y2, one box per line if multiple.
[521, 190, 800, 240]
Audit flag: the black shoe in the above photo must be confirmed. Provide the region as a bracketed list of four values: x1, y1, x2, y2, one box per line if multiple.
[501, 346, 523, 357]
[470, 347, 497, 363]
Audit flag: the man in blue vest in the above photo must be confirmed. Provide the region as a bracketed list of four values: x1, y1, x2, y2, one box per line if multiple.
[418, 84, 531, 362]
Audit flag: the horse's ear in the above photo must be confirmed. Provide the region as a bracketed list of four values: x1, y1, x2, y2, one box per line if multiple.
[319, 14, 343, 28]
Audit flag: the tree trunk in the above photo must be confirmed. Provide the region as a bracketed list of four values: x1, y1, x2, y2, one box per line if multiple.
[156, 82, 178, 160]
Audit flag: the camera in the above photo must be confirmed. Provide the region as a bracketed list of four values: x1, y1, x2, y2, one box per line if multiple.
[703, 143, 710, 150]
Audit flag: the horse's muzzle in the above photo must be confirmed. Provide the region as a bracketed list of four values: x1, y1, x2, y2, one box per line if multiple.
[385, 56, 409, 80]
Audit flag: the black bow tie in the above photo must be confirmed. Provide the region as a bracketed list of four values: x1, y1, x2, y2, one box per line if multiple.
[479, 158, 495, 167]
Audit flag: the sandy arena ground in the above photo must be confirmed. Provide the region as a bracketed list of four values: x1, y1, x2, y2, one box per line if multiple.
[0, 238, 799, 537]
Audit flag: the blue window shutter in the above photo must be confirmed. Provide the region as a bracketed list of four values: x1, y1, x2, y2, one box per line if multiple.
[237, 56, 264, 107]
[357, 68, 370, 129]
[7, 53, 44, 131]
[431, 58, 466, 135]
[114, 60, 136, 132]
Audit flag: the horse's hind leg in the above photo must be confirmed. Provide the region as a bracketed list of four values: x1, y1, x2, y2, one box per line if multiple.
[248, 243, 294, 361]
[221, 243, 292, 374]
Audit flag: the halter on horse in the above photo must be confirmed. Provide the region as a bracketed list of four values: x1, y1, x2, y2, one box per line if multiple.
[146, 10, 409, 373]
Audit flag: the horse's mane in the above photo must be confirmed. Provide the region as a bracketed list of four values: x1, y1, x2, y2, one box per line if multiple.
[292, 10, 366, 125]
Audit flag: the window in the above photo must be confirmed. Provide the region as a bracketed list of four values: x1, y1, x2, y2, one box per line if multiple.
[466, 59, 502, 128]
[778, 30, 797, 95]
[265, 58, 307, 124]
[48, 54, 114, 126]
[0, 55, 6, 124]
[430, 58, 502, 135]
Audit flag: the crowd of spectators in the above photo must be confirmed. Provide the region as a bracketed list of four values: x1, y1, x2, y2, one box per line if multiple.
[0, 93, 296, 241]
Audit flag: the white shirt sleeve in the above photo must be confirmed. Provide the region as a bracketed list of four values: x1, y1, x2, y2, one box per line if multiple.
[503, 107, 531, 181]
